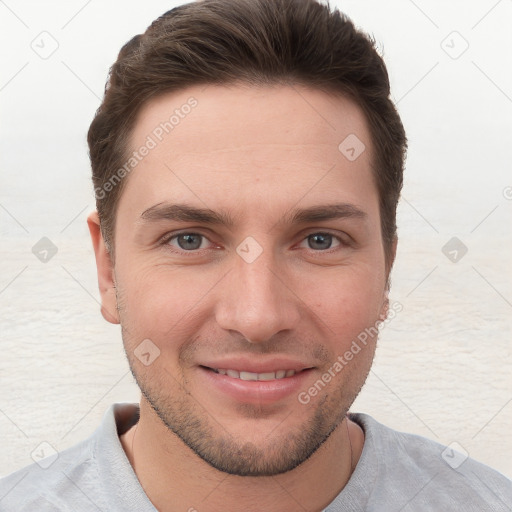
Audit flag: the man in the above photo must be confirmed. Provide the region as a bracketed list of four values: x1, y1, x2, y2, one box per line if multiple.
[1, 0, 510, 510]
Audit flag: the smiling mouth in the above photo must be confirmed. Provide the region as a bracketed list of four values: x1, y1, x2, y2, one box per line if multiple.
[204, 367, 306, 381]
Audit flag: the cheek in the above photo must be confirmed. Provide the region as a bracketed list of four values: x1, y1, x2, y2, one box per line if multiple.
[307, 264, 385, 314]
[303, 267, 386, 346]
[116, 263, 217, 340]
[115, 246, 387, 347]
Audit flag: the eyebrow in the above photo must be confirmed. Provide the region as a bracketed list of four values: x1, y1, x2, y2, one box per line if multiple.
[139, 202, 367, 228]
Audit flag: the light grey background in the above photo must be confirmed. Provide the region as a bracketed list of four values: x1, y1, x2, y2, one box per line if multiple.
[1, 0, 511, 480]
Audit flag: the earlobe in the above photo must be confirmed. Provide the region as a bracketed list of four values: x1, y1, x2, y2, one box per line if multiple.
[87, 211, 120, 325]
[379, 293, 390, 322]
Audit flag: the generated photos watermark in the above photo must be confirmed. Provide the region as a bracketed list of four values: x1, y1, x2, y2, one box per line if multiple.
[298, 300, 403, 405]
[94, 96, 198, 200]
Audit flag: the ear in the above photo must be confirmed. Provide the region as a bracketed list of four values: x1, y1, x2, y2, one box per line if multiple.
[87, 211, 120, 324]
[385, 235, 398, 287]
[380, 235, 398, 321]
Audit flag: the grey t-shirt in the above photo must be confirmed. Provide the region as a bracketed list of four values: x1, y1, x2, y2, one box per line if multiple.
[0, 403, 510, 511]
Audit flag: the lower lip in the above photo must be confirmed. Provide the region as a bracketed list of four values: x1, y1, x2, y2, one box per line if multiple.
[198, 366, 313, 405]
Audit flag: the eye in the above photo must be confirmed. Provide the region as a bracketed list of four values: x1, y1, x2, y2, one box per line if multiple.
[299, 232, 344, 251]
[160, 231, 348, 255]
[166, 232, 211, 251]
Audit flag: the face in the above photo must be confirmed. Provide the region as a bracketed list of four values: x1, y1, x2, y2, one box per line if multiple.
[91, 83, 393, 476]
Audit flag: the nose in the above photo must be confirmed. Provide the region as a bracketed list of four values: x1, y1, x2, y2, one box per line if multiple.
[215, 243, 302, 344]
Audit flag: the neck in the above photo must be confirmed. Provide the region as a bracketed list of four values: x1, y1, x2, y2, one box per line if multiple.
[121, 399, 364, 512]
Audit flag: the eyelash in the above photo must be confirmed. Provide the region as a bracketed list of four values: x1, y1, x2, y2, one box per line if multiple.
[158, 231, 350, 257]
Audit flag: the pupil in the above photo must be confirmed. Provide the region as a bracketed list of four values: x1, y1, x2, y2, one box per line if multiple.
[310, 233, 331, 250]
[176, 234, 332, 251]
[180, 234, 200, 250]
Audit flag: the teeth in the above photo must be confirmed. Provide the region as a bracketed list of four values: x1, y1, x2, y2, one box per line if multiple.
[240, 371, 258, 381]
[257, 372, 276, 381]
[213, 369, 297, 380]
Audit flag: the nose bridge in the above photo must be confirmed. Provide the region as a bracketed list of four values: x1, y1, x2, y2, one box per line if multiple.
[215, 238, 300, 343]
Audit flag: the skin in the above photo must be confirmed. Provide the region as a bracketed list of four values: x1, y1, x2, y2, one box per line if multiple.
[88, 83, 396, 512]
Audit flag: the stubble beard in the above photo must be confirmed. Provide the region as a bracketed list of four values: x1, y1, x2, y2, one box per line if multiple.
[122, 328, 375, 477]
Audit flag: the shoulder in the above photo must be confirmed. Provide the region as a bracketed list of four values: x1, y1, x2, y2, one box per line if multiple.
[349, 413, 512, 511]
[0, 435, 99, 511]
[0, 403, 143, 512]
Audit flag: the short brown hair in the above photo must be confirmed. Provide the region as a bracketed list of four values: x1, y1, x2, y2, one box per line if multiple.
[88, 0, 407, 263]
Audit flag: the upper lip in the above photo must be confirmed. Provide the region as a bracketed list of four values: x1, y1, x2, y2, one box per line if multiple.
[199, 356, 314, 373]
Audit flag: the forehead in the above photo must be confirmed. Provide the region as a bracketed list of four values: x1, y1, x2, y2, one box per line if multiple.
[120, 83, 377, 225]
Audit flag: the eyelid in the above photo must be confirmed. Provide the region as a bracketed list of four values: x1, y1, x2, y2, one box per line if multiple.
[295, 231, 351, 252]
[159, 229, 351, 255]
[297, 228, 351, 243]
[159, 230, 217, 252]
